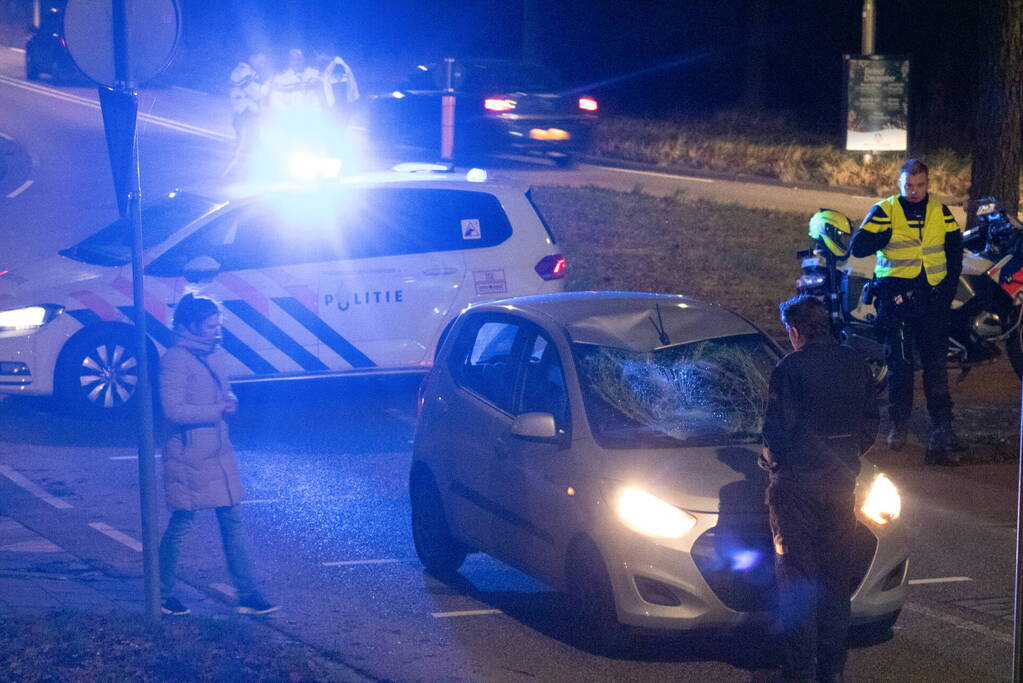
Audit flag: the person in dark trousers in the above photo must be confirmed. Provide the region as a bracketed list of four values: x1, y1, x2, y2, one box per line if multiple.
[761, 295, 879, 683]
[849, 158, 963, 465]
[157, 294, 279, 617]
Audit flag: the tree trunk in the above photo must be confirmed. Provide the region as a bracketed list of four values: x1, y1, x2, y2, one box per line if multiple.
[970, 0, 1023, 216]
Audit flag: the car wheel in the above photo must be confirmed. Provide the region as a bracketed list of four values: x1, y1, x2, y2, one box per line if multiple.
[567, 539, 632, 654]
[410, 467, 467, 577]
[55, 327, 150, 418]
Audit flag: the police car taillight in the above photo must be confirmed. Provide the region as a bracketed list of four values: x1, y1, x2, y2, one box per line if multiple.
[484, 98, 516, 112]
[578, 97, 598, 112]
[535, 254, 567, 281]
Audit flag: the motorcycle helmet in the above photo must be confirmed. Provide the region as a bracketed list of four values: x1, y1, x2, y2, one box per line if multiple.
[808, 208, 853, 259]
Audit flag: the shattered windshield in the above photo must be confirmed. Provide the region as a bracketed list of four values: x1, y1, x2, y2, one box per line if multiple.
[573, 334, 777, 449]
[59, 194, 218, 267]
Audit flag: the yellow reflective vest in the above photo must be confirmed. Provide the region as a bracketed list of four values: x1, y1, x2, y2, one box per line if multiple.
[861, 195, 957, 285]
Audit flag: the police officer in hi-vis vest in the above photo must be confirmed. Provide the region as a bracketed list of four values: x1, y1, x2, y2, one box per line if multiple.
[850, 159, 964, 466]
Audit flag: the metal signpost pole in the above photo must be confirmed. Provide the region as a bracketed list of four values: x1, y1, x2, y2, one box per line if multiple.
[1014, 379, 1023, 680]
[111, 0, 161, 622]
[861, 0, 876, 164]
[440, 57, 456, 161]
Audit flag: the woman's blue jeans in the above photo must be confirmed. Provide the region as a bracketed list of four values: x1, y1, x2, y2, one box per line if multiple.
[158, 505, 257, 598]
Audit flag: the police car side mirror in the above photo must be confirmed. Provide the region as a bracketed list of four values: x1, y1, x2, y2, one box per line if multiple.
[510, 412, 558, 442]
[182, 256, 221, 283]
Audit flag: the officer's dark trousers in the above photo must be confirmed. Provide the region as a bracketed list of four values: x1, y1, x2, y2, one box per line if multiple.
[768, 478, 856, 681]
[882, 304, 952, 426]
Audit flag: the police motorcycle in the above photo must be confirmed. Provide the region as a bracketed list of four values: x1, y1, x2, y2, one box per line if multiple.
[795, 202, 1023, 381]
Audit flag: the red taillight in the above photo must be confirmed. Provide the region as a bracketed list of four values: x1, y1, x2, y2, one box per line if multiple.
[578, 97, 598, 112]
[484, 97, 516, 112]
[535, 254, 567, 281]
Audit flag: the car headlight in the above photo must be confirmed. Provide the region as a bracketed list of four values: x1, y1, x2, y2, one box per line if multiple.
[861, 473, 901, 525]
[615, 487, 697, 539]
[0, 304, 64, 332]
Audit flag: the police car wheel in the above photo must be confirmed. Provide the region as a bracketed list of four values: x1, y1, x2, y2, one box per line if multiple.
[567, 539, 632, 654]
[56, 327, 148, 418]
[410, 467, 466, 577]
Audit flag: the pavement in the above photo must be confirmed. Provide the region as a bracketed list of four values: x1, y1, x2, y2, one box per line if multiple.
[0, 514, 220, 619]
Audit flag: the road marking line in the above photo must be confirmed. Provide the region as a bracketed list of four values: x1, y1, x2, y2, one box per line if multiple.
[8, 47, 25, 54]
[6, 179, 33, 198]
[903, 601, 1011, 644]
[109, 454, 161, 460]
[605, 166, 715, 183]
[0, 538, 63, 553]
[88, 522, 142, 552]
[431, 609, 503, 618]
[909, 576, 973, 585]
[172, 85, 208, 96]
[0, 465, 73, 509]
[322, 558, 413, 566]
[210, 582, 237, 598]
[0, 74, 232, 141]
[0, 131, 12, 140]
[241, 498, 277, 504]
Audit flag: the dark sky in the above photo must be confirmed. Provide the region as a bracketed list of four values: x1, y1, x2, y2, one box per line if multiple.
[173, 0, 980, 147]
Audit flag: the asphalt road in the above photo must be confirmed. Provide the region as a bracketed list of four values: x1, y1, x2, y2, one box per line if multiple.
[0, 44, 1018, 681]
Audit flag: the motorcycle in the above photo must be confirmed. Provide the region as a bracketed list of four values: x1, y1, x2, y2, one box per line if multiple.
[795, 197, 1023, 381]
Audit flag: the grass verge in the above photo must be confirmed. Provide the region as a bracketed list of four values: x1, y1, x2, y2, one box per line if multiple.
[592, 113, 996, 200]
[0, 610, 346, 682]
[531, 184, 807, 340]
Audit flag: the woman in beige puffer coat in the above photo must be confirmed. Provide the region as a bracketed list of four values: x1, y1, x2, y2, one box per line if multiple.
[157, 294, 278, 617]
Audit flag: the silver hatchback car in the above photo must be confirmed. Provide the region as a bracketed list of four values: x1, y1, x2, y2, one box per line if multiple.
[411, 292, 907, 646]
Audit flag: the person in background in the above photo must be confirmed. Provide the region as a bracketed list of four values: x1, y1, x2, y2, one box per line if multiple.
[761, 295, 879, 683]
[849, 158, 963, 466]
[316, 50, 360, 127]
[157, 293, 278, 617]
[224, 51, 269, 176]
[269, 48, 321, 111]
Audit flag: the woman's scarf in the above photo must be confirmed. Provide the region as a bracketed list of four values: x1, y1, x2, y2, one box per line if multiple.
[173, 326, 221, 357]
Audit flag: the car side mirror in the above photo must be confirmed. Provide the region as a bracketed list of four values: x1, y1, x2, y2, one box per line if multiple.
[182, 256, 221, 283]
[510, 412, 558, 441]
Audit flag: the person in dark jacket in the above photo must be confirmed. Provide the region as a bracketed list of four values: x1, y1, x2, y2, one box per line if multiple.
[761, 295, 879, 683]
[849, 158, 963, 465]
[157, 294, 279, 617]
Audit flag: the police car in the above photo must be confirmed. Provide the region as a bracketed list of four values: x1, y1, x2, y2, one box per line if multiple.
[0, 169, 566, 416]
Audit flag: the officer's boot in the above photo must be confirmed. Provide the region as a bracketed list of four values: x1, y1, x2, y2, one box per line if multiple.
[926, 424, 960, 466]
[886, 422, 908, 451]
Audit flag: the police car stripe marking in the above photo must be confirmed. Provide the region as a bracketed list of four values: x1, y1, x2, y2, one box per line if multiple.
[112, 276, 168, 325]
[273, 296, 376, 368]
[222, 299, 328, 372]
[219, 327, 278, 375]
[67, 309, 104, 327]
[70, 291, 121, 322]
[116, 307, 174, 350]
[218, 272, 272, 318]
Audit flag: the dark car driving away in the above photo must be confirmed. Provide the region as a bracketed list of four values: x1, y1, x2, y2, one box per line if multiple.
[368, 59, 598, 167]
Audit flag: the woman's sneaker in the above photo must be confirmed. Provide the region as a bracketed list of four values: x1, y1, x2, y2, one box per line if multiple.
[236, 593, 280, 615]
[161, 597, 190, 615]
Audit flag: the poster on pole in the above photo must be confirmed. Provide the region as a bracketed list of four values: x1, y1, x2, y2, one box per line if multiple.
[844, 55, 909, 151]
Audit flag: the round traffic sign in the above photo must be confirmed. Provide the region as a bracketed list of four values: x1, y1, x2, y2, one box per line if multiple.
[63, 0, 180, 89]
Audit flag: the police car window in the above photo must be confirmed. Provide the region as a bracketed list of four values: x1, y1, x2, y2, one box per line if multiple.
[519, 333, 569, 428]
[146, 188, 513, 275]
[457, 320, 522, 412]
[64, 194, 218, 268]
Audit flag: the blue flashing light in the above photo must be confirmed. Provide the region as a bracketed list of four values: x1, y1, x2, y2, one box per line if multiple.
[730, 549, 762, 572]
